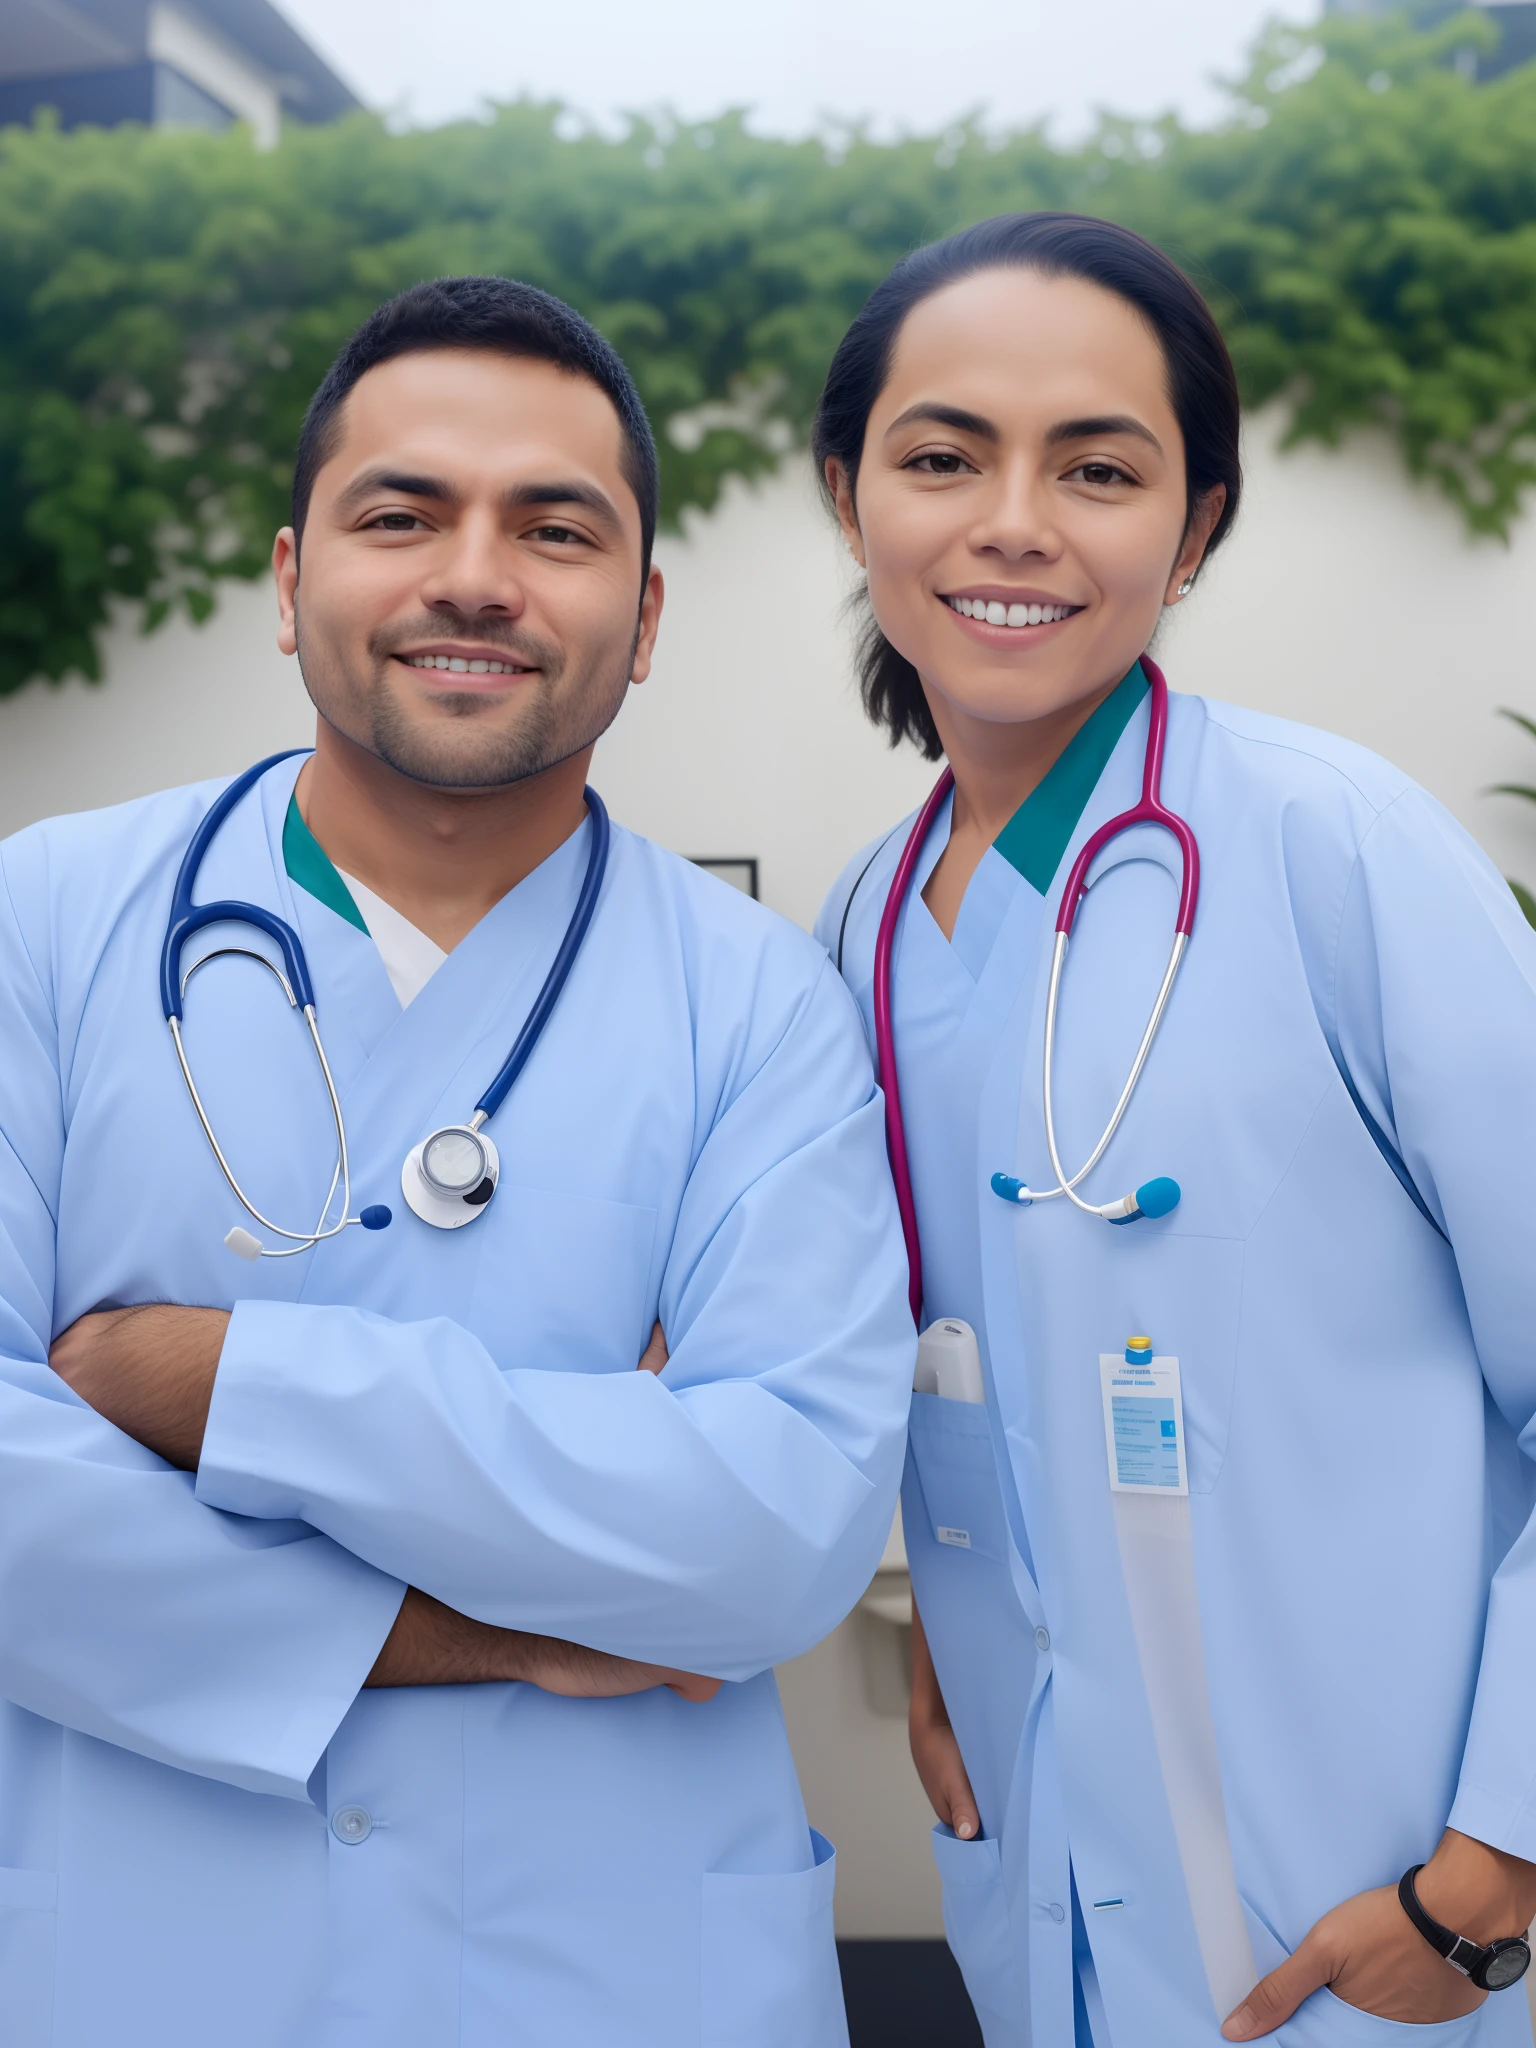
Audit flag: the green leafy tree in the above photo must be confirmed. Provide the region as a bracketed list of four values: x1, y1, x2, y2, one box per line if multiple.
[1, 4, 1534, 694]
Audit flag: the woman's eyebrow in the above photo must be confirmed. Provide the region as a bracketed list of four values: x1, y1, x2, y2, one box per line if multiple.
[884, 402, 999, 442]
[1046, 414, 1163, 452]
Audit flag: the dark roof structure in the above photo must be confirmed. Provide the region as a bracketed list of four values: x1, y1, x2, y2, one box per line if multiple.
[0, 0, 360, 141]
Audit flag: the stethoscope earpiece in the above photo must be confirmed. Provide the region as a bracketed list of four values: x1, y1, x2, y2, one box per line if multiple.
[1100, 1177, 1182, 1225]
[990, 1172, 1181, 1224]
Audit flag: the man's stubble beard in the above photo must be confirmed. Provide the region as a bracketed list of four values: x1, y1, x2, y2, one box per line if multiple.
[293, 605, 637, 791]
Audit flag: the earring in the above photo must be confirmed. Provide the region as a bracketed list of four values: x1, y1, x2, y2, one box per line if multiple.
[1177, 580, 1193, 596]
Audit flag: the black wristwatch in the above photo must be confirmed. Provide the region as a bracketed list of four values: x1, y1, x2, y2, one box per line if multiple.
[1398, 1865, 1532, 1991]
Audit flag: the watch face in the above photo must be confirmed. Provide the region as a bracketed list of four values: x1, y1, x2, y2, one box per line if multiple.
[1483, 1942, 1531, 1991]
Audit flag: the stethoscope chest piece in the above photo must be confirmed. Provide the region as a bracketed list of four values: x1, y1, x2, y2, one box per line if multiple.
[402, 1124, 501, 1229]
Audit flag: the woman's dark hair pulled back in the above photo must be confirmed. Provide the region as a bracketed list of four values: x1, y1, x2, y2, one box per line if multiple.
[812, 212, 1242, 759]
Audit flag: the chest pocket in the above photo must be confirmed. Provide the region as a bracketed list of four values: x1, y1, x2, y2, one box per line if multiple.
[466, 1181, 659, 1375]
[907, 1392, 1010, 1564]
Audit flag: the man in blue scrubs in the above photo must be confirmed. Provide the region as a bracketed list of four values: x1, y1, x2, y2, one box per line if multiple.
[0, 277, 913, 2047]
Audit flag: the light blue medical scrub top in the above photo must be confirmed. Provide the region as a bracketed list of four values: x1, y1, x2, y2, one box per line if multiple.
[0, 756, 916, 2048]
[826, 664, 1148, 2048]
[824, 671, 1536, 2048]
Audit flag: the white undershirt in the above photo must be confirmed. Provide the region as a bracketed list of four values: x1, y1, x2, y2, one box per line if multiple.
[334, 868, 447, 1008]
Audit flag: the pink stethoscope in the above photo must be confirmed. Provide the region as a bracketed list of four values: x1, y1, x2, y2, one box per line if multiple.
[871, 656, 1199, 1321]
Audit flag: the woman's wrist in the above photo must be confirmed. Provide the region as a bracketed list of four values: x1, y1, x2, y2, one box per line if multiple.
[1414, 1831, 1536, 1947]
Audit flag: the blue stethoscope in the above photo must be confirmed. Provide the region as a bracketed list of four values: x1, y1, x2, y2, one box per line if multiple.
[162, 750, 609, 1260]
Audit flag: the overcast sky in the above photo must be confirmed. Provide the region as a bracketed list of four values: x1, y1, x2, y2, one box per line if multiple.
[279, 0, 1321, 140]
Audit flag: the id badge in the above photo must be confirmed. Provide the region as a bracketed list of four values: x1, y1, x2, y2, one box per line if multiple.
[1099, 1352, 1188, 1495]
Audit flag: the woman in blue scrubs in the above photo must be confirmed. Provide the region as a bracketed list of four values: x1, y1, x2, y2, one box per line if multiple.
[815, 213, 1536, 2048]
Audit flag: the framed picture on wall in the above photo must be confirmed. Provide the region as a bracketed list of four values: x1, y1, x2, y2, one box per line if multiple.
[690, 857, 759, 900]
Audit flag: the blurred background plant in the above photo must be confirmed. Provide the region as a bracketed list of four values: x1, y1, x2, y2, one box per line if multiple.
[1491, 708, 1536, 925]
[2, 3, 1535, 696]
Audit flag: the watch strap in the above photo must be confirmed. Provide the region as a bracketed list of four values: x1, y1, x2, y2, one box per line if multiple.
[1398, 1864, 1532, 1991]
[1399, 1867, 1476, 1975]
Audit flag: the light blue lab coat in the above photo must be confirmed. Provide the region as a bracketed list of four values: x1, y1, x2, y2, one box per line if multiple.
[0, 754, 914, 2048]
[822, 686, 1536, 2048]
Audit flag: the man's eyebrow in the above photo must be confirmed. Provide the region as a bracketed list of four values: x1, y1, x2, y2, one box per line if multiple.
[503, 479, 623, 529]
[884, 402, 1000, 442]
[1046, 414, 1163, 452]
[331, 471, 624, 531]
[334, 467, 461, 511]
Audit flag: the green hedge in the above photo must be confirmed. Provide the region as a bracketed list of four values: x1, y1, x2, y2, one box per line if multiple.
[2, 6, 1533, 694]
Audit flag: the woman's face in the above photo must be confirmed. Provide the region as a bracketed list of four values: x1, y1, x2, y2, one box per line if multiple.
[829, 267, 1224, 739]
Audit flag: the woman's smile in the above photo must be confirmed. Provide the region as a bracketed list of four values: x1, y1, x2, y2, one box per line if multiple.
[940, 590, 1084, 638]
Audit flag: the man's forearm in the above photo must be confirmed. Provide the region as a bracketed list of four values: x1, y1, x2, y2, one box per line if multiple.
[50, 1303, 223, 1467]
[366, 1587, 530, 1686]
[366, 1587, 720, 1701]
[52, 1308, 719, 1702]
[51, 1311, 669, 1472]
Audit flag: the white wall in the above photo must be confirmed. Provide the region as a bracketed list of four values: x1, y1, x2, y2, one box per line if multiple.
[0, 583, 315, 836]
[4, 409, 1534, 1939]
[1159, 415, 1536, 894]
[6, 408, 1535, 913]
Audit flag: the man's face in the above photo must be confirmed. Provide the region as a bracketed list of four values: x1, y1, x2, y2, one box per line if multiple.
[274, 348, 662, 789]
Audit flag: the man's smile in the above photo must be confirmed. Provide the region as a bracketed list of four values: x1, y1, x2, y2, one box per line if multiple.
[390, 641, 541, 689]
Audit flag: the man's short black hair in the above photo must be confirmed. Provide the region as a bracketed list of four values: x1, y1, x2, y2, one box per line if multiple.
[291, 275, 659, 575]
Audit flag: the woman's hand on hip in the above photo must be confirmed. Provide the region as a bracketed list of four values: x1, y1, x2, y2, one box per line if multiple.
[1223, 1832, 1536, 2037]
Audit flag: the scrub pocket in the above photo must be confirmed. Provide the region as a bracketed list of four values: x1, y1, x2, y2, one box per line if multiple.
[908, 1392, 1010, 1563]
[0, 1868, 57, 2046]
[700, 1829, 847, 2047]
[1275, 1987, 1483, 2046]
[931, 1824, 1026, 2046]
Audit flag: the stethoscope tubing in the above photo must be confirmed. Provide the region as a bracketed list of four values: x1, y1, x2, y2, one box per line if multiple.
[1053, 658, 1198, 941]
[161, 748, 358, 1255]
[162, 750, 611, 1255]
[161, 751, 315, 1022]
[872, 656, 1198, 1312]
[168, 1002, 354, 1254]
[872, 766, 954, 1324]
[475, 789, 609, 1124]
[1040, 925, 1188, 1216]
